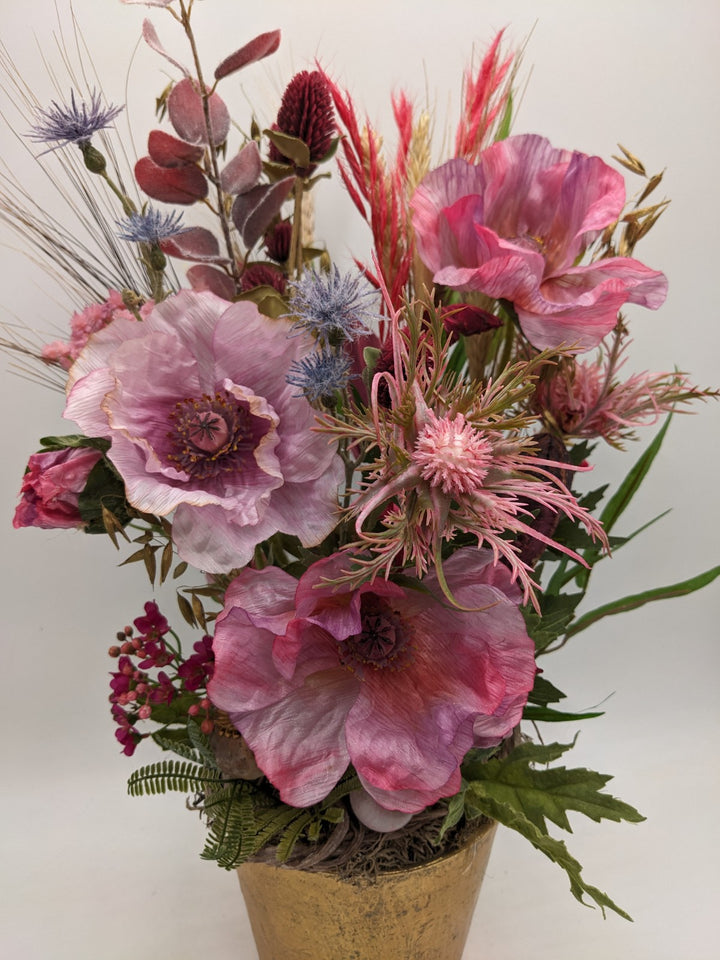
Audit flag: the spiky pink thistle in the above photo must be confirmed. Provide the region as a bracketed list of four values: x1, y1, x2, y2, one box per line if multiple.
[322, 302, 607, 607]
[536, 349, 707, 447]
[412, 410, 493, 496]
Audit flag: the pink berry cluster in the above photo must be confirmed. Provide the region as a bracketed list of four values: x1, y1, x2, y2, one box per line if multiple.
[108, 601, 214, 756]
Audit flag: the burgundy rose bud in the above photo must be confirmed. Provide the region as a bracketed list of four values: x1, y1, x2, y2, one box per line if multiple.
[240, 262, 286, 294]
[264, 219, 292, 263]
[268, 70, 335, 175]
[439, 303, 503, 338]
[13, 447, 102, 530]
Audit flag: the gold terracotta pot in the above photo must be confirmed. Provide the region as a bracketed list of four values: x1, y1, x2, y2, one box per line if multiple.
[237, 819, 497, 960]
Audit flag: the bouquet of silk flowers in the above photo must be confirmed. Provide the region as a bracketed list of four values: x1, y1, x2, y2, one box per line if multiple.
[4, 0, 718, 922]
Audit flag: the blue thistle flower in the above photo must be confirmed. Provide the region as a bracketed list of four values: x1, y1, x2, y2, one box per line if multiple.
[28, 90, 123, 151]
[286, 348, 353, 405]
[287, 267, 381, 347]
[117, 208, 187, 244]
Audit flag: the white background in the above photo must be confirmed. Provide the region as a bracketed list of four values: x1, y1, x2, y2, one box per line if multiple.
[1, 1, 719, 958]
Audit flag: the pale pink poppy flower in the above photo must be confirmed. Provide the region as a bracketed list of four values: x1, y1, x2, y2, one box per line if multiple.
[64, 290, 343, 571]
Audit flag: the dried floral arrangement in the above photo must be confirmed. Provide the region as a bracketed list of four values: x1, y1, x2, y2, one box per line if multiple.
[3, 0, 718, 925]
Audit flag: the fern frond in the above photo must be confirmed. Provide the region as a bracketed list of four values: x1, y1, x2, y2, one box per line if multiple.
[127, 759, 222, 797]
[151, 732, 201, 763]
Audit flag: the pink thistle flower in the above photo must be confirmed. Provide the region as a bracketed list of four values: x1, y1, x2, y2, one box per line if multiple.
[208, 547, 535, 813]
[64, 290, 344, 572]
[322, 303, 607, 607]
[536, 346, 709, 447]
[411, 134, 668, 353]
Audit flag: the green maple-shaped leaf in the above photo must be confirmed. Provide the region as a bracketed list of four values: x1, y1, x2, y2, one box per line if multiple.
[462, 740, 645, 919]
[463, 740, 644, 833]
[477, 797, 634, 919]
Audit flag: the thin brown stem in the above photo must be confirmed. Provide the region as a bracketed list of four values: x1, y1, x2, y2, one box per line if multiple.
[178, 0, 240, 290]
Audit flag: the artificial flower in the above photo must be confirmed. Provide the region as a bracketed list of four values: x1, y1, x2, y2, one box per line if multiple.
[411, 134, 668, 352]
[64, 289, 344, 571]
[12, 447, 102, 530]
[28, 90, 123, 150]
[536, 351, 703, 447]
[208, 547, 536, 813]
[41, 290, 151, 371]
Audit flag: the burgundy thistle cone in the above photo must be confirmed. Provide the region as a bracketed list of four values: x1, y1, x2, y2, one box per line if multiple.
[240, 263, 287, 294]
[268, 70, 335, 175]
[264, 219, 292, 263]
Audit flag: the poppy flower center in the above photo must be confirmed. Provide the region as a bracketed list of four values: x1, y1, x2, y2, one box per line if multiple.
[339, 594, 413, 675]
[167, 391, 255, 480]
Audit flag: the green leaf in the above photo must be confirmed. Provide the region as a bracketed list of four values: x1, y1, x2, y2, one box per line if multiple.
[527, 675, 567, 706]
[39, 434, 110, 452]
[461, 740, 644, 920]
[127, 759, 221, 797]
[600, 414, 672, 537]
[263, 128, 310, 168]
[151, 731, 200, 763]
[565, 564, 720, 639]
[522, 592, 583, 652]
[470, 796, 634, 919]
[495, 90, 513, 141]
[523, 705, 604, 722]
[77, 458, 132, 535]
[462, 741, 644, 833]
[437, 788, 467, 842]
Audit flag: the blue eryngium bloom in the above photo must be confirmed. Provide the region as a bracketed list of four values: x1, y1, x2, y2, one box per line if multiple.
[28, 90, 123, 151]
[287, 267, 381, 347]
[117, 208, 186, 244]
[287, 348, 353, 404]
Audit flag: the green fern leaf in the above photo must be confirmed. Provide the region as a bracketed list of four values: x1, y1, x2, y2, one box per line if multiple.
[127, 759, 221, 797]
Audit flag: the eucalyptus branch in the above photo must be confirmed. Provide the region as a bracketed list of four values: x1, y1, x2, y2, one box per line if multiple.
[178, 0, 240, 289]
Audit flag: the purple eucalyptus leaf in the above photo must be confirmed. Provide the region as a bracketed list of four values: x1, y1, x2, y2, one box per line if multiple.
[220, 141, 262, 195]
[168, 78, 230, 146]
[186, 265, 237, 301]
[160, 227, 229, 263]
[148, 129, 204, 168]
[214, 30, 281, 81]
[231, 177, 294, 249]
[135, 156, 208, 205]
[141, 18, 190, 77]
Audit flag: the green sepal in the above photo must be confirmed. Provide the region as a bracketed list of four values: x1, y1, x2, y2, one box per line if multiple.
[236, 285, 290, 319]
[77, 458, 133, 534]
[263, 129, 310, 168]
[39, 434, 110, 452]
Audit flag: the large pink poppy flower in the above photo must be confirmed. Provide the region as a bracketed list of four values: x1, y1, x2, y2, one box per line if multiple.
[64, 290, 343, 571]
[411, 134, 667, 352]
[208, 548, 536, 813]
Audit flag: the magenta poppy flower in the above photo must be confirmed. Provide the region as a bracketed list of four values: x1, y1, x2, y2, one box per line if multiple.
[64, 290, 343, 571]
[208, 548, 536, 813]
[411, 134, 667, 352]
